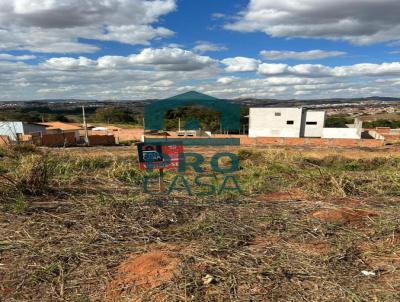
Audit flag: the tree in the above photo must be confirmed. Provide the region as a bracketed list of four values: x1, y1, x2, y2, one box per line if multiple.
[164, 105, 220, 131]
[94, 108, 136, 124]
[325, 116, 353, 128]
[46, 114, 70, 122]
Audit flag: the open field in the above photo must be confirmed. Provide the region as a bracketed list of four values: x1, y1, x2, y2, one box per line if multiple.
[1, 145, 400, 301]
[358, 113, 400, 122]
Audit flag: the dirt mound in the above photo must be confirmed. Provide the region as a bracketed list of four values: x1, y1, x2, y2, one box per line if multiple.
[106, 250, 180, 302]
[256, 189, 305, 202]
[312, 208, 378, 224]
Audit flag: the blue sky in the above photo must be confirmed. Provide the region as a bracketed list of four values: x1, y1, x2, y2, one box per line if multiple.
[1, 0, 400, 100]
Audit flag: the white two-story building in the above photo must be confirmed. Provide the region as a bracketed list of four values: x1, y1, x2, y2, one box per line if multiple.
[248, 108, 361, 139]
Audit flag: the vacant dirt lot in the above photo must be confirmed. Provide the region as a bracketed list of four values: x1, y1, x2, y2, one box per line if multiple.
[1, 145, 399, 301]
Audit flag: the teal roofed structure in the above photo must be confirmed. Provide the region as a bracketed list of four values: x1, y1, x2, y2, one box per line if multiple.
[144, 91, 241, 131]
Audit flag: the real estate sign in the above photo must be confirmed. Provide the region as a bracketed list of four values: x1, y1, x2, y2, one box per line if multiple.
[137, 142, 184, 170]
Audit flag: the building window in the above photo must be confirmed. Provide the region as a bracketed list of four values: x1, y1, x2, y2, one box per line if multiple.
[306, 121, 317, 125]
[275, 112, 281, 116]
[286, 120, 294, 125]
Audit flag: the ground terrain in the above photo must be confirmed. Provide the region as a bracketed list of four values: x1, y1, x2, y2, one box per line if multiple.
[0, 145, 399, 301]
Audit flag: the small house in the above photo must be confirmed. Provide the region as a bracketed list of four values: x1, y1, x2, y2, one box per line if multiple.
[0, 121, 48, 141]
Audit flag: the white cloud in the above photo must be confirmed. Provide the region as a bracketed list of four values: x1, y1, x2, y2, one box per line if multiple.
[154, 79, 174, 87]
[0, 27, 101, 53]
[256, 62, 400, 78]
[42, 48, 217, 72]
[221, 57, 260, 72]
[0, 0, 177, 53]
[44, 56, 97, 70]
[226, 0, 400, 45]
[166, 43, 184, 48]
[0, 53, 36, 60]
[333, 62, 400, 77]
[217, 76, 238, 85]
[128, 47, 217, 71]
[260, 50, 346, 60]
[193, 41, 227, 54]
[96, 25, 173, 45]
[258, 63, 289, 75]
[2, 50, 400, 101]
[0, 0, 176, 28]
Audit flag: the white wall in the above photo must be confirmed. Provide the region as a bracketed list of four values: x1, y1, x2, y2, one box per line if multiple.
[345, 118, 363, 138]
[249, 108, 303, 138]
[0, 122, 24, 140]
[249, 108, 363, 139]
[0, 122, 47, 141]
[368, 130, 385, 140]
[322, 128, 361, 139]
[303, 111, 325, 138]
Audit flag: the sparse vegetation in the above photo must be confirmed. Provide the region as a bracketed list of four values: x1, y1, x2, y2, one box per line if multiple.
[0, 145, 399, 301]
[363, 119, 400, 128]
[94, 107, 139, 124]
[325, 115, 354, 127]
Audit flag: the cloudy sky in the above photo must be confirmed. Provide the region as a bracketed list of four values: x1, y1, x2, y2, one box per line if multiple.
[1, 0, 400, 101]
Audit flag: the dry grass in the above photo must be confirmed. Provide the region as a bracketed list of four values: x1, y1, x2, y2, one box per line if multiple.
[0, 145, 399, 301]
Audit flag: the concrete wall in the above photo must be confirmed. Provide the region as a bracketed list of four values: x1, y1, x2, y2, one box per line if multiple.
[46, 128, 80, 141]
[345, 118, 363, 138]
[240, 136, 384, 148]
[144, 134, 383, 147]
[249, 108, 303, 138]
[88, 135, 116, 146]
[41, 132, 77, 147]
[322, 128, 361, 139]
[368, 130, 385, 140]
[303, 111, 325, 138]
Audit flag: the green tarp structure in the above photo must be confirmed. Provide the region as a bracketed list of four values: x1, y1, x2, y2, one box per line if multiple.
[144, 91, 241, 132]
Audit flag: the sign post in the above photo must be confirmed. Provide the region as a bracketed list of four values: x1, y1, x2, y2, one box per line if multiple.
[159, 169, 165, 193]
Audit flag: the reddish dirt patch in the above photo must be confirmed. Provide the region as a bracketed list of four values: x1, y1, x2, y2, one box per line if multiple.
[256, 189, 306, 202]
[330, 197, 362, 207]
[105, 250, 180, 302]
[312, 208, 378, 224]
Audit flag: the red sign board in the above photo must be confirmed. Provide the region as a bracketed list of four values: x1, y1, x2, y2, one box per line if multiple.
[137, 142, 183, 170]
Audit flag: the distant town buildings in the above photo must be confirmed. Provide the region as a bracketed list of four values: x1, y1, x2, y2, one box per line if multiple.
[1, 92, 397, 147]
[0, 121, 117, 147]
